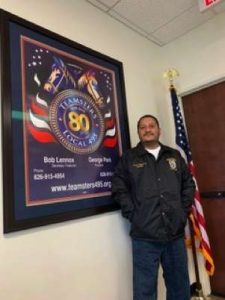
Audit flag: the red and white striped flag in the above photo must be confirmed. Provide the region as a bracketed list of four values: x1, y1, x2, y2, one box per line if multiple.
[170, 84, 215, 275]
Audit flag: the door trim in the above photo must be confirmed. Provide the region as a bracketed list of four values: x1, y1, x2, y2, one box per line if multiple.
[178, 75, 225, 97]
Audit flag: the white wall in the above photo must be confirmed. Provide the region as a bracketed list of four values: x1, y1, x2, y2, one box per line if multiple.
[0, 1, 163, 300]
[1, 0, 224, 299]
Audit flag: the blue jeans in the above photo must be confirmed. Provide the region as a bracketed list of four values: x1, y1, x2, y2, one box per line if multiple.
[132, 238, 190, 300]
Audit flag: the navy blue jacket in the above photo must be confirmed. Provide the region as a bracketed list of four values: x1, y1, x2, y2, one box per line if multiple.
[112, 142, 195, 241]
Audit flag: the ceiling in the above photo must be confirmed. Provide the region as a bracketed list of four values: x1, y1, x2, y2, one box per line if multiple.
[86, 0, 225, 46]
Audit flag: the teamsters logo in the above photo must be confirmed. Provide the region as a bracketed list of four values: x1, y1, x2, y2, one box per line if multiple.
[49, 89, 105, 154]
[166, 158, 177, 171]
[25, 46, 117, 152]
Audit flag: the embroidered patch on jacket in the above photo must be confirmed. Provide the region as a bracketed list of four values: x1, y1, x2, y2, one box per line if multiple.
[132, 162, 146, 168]
[166, 158, 177, 171]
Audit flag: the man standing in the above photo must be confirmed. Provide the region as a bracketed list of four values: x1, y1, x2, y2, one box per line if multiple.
[112, 115, 195, 300]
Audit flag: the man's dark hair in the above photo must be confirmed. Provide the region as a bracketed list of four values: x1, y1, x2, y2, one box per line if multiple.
[137, 115, 160, 129]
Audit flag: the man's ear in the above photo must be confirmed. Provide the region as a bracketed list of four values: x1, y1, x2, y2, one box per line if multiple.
[159, 128, 161, 136]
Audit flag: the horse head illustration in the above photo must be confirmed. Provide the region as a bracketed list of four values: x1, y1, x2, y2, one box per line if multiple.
[43, 57, 77, 95]
[78, 70, 104, 107]
[43, 56, 104, 107]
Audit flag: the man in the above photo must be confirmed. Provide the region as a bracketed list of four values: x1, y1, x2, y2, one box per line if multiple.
[112, 115, 195, 300]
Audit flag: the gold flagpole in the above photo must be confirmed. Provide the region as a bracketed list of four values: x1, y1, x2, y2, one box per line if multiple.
[163, 68, 179, 87]
[163, 68, 207, 300]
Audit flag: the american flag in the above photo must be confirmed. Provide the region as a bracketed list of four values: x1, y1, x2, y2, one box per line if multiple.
[170, 84, 215, 275]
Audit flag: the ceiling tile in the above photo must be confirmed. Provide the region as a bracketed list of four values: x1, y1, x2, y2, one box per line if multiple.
[86, 0, 109, 11]
[146, 34, 164, 46]
[211, 0, 225, 13]
[111, 0, 197, 33]
[85, 0, 224, 46]
[91, 0, 120, 9]
[151, 5, 214, 45]
[101, 0, 121, 6]
[109, 10, 149, 37]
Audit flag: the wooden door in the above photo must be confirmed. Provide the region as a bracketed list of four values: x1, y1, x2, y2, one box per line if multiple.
[182, 81, 225, 296]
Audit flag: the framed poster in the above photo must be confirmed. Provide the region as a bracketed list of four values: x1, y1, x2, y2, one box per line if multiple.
[0, 9, 130, 233]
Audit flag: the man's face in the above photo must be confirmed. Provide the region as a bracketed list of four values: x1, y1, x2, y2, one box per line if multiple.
[138, 117, 161, 145]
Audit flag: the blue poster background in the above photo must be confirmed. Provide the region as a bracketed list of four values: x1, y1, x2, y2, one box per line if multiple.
[9, 22, 127, 221]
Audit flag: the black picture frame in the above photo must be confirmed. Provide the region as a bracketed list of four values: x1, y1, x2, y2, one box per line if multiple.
[0, 9, 130, 233]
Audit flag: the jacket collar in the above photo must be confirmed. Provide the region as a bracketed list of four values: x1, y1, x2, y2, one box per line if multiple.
[135, 142, 174, 157]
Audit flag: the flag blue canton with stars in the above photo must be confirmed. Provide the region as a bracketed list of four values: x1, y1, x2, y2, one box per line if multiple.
[170, 85, 192, 162]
